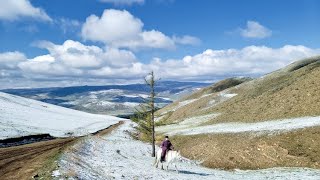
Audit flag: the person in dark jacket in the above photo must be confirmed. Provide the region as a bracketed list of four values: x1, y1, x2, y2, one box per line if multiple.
[160, 135, 173, 162]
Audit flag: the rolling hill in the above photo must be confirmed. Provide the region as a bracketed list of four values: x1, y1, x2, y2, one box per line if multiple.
[155, 56, 320, 170]
[156, 56, 320, 124]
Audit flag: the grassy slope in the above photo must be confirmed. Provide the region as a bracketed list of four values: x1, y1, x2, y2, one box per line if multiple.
[157, 56, 320, 125]
[209, 56, 320, 123]
[172, 126, 320, 170]
[157, 56, 320, 170]
[156, 77, 251, 124]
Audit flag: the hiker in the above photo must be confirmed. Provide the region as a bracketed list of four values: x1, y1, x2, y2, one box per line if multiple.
[160, 135, 174, 162]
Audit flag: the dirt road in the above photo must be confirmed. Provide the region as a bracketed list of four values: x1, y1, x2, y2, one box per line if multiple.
[0, 121, 123, 180]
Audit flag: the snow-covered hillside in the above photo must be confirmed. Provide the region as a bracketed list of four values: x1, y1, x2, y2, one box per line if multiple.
[0, 92, 123, 140]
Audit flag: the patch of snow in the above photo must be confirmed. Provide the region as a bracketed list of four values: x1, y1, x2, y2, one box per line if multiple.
[167, 116, 320, 136]
[57, 121, 320, 180]
[89, 89, 124, 95]
[174, 99, 198, 110]
[156, 114, 219, 133]
[221, 93, 237, 98]
[121, 94, 140, 98]
[180, 100, 196, 106]
[200, 93, 213, 98]
[0, 92, 123, 140]
[52, 170, 61, 177]
[123, 102, 140, 107]
[155, 116, 164, 122]
[208, 99, 216, 105]
[61, 100, 78, 105]
[88, 94, 98, 99]
[159, 97, 171, 101]
[97, 101, 115, 106]
[35, 93, 50, 99]
[202, 91, 238, 111]
[158, 99, 198, 117]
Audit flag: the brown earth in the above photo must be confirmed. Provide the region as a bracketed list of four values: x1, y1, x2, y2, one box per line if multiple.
[0, 121, 123, 180]
[172, 126, 320, 170]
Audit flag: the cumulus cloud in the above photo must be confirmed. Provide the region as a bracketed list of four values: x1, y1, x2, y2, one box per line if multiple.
[99, 0, 144, 6]
[0, 0, 52, 21]
[240, 21, 272, 39]
[0, 51, 26, 69]
[81, 9, 197, 50]
[19, 40, 139, 78]
[82, 10, 144, 45]
[149, 45, 320, 80]
[0, 51, 26, 79]
[1, 44, 320, 89]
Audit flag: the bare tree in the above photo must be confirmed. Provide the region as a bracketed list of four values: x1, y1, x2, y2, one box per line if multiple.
[131, 71, 157, 157]
[145, 71, 156, 157]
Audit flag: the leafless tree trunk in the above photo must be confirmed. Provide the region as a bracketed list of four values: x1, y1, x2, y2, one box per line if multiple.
[145, 71, 156, 157]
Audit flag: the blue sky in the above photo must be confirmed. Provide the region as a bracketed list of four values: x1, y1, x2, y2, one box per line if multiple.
[0, 0, 320, 88]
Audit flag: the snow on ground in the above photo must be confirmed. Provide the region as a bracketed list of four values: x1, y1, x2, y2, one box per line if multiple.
[160, 90, 237, 118]
[173, 99, 198, 110]
[123, 102, 140, 107]
[201, 92, 238, 111]
[164, 115, 320, 136]
[0, 92, 123, 140]
[220, 92, 237, 98]
[156, 114, 219, 133]
[56, 121, 320, 180]
[158, 99, 198, 117]
[89, 89, 124, 95]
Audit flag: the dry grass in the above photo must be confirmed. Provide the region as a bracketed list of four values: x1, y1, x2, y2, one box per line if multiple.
[156, 56, 320, 170]
[208, 57, 320, 123]
[172, 126, 320, 170]
[158, 56, 320, 125]
[155, 77, 251, 125]
[182, 77, 252, 101]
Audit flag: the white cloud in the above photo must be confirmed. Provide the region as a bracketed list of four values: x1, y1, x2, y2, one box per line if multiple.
[1, 44, 319, 89]
[99, 0, 144, 6]
[81, 9, 197, 50]
[0, 51, 26, 79]
[0, 51, 26, 69]
[240, 21, 272, 39]
[173, 35, 201, 45]
[0, 0, 52, 21]
[18, 40, 138, 78]
[82, 9, 144, 45]
[89, 62, 147, 78]
[149, 45, 320, 80]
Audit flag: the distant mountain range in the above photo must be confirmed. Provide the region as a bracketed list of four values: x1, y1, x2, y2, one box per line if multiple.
[1, 81, 210, 116]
